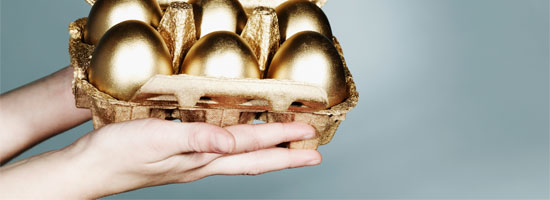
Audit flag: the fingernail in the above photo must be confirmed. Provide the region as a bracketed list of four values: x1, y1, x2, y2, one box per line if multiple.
[288, 122, 316, 140]
[302, 130, 316, 140]
[307, 158, 321, 166]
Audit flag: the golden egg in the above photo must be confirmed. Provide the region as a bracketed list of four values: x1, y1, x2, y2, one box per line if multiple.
[84, 0, 163, 45]
[88, 20, 173, 101]
[180, 31, 260, 78]
[188, 0, 247, 38]
[266, 31, 348, 108]
[275, 0, 332, 42]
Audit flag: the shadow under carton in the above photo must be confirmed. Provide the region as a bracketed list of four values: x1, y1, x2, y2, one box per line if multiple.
[70, 1, 358, 150]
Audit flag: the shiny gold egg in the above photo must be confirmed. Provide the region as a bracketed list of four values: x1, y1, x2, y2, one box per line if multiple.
[84, 0, 163, 45]
[188, 0, 247, 38]
[266, 31, 347, 107]
[180, 31, 260, 78]
[88, 20, 173, 101]
[275, 0, 332, 42]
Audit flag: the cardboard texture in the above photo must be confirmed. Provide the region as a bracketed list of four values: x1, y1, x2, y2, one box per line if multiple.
[70, 0, 358, 149]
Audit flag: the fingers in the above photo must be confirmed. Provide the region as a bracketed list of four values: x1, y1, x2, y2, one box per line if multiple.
[144, 153, 222, 177]
[92, 119, 317, 172]
[98, 119, 235, 157]
[225, 122, 316, 153]
[183, 148, 322, 182]
[97, 119, 315, 157]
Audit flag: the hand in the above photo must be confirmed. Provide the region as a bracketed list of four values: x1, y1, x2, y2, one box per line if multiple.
[0, 119, 321, 199]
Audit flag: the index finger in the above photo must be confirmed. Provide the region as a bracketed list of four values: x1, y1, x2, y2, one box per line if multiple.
[97, 119, 236, 158]
[225, 122, 316, 153]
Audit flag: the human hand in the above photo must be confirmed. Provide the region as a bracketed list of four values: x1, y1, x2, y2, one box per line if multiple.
[0, 119, 321, 199]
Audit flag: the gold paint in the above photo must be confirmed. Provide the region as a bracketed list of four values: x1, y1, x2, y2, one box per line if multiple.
[188, 0, 247, 38]
[84, 0, 163, 45]
[157, 0, 184, 7]
[88, 20, 173, 101]
[180, 31, 260, 79]
[238, 0, 327, 15]
[85, 0, 328, 13]
[158, 2, 197, 74]
[275, 0, 332, 42]
[266, 31, 347, 107]
[240, 7, 280, 75]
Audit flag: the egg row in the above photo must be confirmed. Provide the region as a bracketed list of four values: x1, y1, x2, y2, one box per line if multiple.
[86, 0, 347, 107]
[84, 0, 332, 45]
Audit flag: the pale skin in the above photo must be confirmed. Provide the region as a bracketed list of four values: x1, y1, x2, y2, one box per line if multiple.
[0, 66, 322, 199]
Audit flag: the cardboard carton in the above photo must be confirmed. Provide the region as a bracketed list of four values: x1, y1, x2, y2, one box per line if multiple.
[70, 0, 358, 149]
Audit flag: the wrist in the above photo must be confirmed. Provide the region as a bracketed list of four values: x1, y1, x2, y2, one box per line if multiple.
[0, 147, 102, 199]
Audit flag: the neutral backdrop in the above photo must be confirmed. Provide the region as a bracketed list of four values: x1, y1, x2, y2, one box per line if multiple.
[1, 0, 548, 199]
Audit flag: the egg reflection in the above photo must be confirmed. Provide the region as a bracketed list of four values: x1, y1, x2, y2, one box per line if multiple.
[180, 31, 260, 78]
[275, 0, 332, 42]
[188, 0, 247, 38]
[84, 0, 163, 45]
[267, 31, 347, 107]
[88, 20, 173, 101]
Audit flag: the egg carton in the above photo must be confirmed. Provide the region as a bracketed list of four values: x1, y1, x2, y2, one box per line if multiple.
[70, 0, 358, 149]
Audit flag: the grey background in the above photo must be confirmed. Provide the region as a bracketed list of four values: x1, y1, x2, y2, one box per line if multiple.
[1, 0, 548, 199]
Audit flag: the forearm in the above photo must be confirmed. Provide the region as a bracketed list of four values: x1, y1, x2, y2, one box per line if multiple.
[0, 147, 98, 199]
[0, 66, 91, 163]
